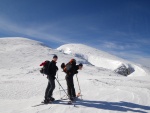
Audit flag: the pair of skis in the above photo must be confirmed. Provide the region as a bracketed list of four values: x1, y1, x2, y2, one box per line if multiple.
[32, 93, 82, 107]
[32, 98, 68, 107]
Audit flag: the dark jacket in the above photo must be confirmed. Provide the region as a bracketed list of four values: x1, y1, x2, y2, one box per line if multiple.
[48, 60, 58, 79]
[67, 65, 79, 76]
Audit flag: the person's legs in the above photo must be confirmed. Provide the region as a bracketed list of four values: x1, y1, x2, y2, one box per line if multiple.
[45, 81, 50, 100]
[47, 77, 55, 99]
[69, 76, 76, 97]
[66, 75, 76, 99]
[66, 75, 72, 99]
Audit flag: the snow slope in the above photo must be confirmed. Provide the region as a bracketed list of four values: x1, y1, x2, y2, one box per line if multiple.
[0, 37, 150, 113]
[57, 44, 148, 77]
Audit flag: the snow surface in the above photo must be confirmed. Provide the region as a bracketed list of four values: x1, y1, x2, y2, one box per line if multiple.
[57, 44, 148, 77]
[0, 37, 150, 113]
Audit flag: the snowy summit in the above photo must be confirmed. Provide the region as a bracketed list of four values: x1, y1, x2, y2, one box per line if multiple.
[57, 44, 148, 77]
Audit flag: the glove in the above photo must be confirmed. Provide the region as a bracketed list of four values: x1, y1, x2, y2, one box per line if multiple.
[74, 71, 78, 74]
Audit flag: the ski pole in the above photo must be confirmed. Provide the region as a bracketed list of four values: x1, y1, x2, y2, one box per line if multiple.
[76, 74, 82, 99]
[56, 73, 62, 99]
[55, 78, 70, 99]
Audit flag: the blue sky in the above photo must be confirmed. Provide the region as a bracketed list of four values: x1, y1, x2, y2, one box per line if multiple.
[0, 0, 150, 67]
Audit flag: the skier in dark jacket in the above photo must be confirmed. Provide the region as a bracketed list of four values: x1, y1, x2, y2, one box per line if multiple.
[44, 55, 58, 104]
[62, 59, 83, 101]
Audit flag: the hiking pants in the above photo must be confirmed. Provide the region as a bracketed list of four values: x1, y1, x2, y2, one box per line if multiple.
[45, 77, 55, 99]
[65, 75, 76, 98]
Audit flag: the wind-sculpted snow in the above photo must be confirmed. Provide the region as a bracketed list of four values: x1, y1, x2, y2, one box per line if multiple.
[57, 44, 148, 76]
[0, 38, 150, 113]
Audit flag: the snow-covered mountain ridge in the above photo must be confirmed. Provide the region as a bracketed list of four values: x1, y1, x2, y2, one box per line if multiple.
[0, 37, 150, 113]
[57, 44, 148, 76]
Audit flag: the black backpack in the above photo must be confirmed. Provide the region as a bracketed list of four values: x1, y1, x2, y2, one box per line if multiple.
[65, 63, 73, 72]
[40, 61, 51, 75]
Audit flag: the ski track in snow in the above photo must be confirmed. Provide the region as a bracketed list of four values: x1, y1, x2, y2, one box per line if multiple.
[0, 38, 150, 113]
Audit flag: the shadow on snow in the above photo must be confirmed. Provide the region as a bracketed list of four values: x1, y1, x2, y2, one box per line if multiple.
[56, 99, 150, 113]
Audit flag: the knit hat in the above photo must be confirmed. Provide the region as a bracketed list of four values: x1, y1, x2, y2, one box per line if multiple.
[79, 63, 83, 67]
[53, 55, 58, 59]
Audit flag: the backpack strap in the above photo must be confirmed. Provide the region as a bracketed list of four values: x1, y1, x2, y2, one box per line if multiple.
[46, 61, 51, 74]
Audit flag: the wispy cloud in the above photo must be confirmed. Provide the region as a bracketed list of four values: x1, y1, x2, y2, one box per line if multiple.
[133, 57, 150, 68]
[106, 50, 150, 67]
[101, 41, 139, 50]
[0, 17, 70, 44]
[92, 41, 150, 67]
[0, 16, 150, 68]
[136, 39, 150, 45]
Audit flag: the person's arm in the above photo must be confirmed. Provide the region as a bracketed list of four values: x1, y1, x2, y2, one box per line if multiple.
[74, 66, 79, 74]
[56, 66, 58, 71]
